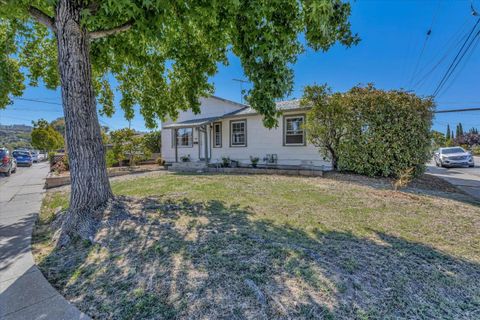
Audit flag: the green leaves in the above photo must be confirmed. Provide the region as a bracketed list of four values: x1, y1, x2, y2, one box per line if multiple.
[305, 84, 435, 178]
[1, 0, 357, 128]
[31, 118, 64, 151]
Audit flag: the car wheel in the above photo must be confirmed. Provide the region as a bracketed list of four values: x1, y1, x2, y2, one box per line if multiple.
[5, 169, 11, 177]
[12, 167, 16, 173]
[469, 164, 475, 168]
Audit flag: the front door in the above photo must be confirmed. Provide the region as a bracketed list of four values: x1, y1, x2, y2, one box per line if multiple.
[198, 126, 209, 161]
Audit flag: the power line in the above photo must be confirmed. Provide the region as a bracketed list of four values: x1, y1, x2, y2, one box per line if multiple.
[435, 107, 480, 113]
[432, 18, 480, 97]
[412, 18, 471, 90]
[408, 0, 441, 86]
[437, 33, 480, 96]
[13, 97, 62, 106]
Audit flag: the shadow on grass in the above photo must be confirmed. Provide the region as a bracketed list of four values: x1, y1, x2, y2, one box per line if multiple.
[35, 197, 480, 319]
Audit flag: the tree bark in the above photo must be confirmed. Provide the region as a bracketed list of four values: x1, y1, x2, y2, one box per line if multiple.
[54, 0, 113, 245]
[328, 147, 338, 170]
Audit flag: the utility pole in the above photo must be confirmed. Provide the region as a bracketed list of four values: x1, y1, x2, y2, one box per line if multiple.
[233, 78, 249, 104]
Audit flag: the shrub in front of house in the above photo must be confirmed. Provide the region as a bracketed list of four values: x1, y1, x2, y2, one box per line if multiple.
[305, 84, 434, 178]
[338, 85, 434, 178]
[250, 156, 260, 168]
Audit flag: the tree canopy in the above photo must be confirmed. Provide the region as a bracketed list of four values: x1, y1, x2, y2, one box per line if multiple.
[1, 0, 358, 128]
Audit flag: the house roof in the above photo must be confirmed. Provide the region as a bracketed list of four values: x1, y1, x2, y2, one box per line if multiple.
[209, 95, 248, 109]
[163, 99, 307, 129]
[162, 116, 221, 129]
[222, 99, 306, 118]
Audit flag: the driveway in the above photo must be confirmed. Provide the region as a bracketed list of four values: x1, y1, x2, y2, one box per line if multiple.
[0, 163, 88, 319]
[426, 156, 480, 201]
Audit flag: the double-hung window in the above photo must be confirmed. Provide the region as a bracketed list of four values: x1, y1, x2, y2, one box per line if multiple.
[230, 120, 246, 147]
[213, 122, 222, 148]
[284, 115, 305, 145]
[175, 128, 193, 147]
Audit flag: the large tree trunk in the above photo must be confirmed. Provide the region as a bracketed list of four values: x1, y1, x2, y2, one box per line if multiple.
[54, 0, 113, 245]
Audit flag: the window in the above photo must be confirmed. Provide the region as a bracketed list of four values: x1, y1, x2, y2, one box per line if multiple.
[230, 120, 246, 147]
[175, 128, 193, 147]
[213, 123, 222, 148]
[284, 115, 305, 145]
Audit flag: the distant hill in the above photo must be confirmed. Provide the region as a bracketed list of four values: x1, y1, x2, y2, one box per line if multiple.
[0, 123, 33, 150]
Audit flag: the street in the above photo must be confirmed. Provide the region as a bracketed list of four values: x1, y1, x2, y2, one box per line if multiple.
[426, 156, 480, 201]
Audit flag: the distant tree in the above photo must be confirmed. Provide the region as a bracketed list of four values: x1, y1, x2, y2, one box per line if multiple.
[446, 124, 451, 140]
[110, 128, 151, 166]
[143, 131, 162, 154]
[456, 123, 464, 138]
[50, 117, 65, 136]
[303, 85, 350, 170]
[454, 132, 480, 148]
[431, 130, 446, 149]
[31, 119, 64, 152]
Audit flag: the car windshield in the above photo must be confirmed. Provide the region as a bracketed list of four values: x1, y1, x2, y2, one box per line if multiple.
[13, 151, 30, 157]
[442, 148, 465, 154]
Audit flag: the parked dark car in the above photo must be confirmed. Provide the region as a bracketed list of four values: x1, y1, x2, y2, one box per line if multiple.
[12, 150, 33, 167]
[434, 147, 475, 168]
[0, 148, 17, 176]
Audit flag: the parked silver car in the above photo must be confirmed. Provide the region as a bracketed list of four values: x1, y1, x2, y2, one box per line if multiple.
[434, 147, 474, 168]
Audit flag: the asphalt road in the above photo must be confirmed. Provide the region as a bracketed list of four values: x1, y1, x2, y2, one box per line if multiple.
[426, 156, 480, 201]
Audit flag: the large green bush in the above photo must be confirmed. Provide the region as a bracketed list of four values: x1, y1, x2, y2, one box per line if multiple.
[305, 84, 434, 178]
[338, 85, 434, 177]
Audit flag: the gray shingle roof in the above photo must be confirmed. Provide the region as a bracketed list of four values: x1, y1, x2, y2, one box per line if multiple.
[223, 99, 304, 118]
[163, 99, 306, 128]
[162, 116, 221, 129]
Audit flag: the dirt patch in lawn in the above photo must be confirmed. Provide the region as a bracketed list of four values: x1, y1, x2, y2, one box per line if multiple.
[33, 172, 480, 319]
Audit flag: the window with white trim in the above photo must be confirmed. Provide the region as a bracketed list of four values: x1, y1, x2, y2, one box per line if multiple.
[176, 128, 193, 147]
[284, 115, 305, 145]
[213, 123, 222, 148]
[230, 120, 246, 146]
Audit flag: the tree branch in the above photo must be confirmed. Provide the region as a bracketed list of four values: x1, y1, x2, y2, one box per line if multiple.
[89, 20, 134, 40]
[28, 6, 55, 32]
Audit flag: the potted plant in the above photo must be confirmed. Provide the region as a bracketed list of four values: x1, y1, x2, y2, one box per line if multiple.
[221, 156, 230, 168]
[250, 156, 259, 168]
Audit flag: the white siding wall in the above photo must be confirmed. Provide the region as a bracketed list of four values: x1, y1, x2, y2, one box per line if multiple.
[161, 127, 205, 162]
[210, 112, 328, 167]
[161, 99, 329, 167]
[161, 97, 243, 162]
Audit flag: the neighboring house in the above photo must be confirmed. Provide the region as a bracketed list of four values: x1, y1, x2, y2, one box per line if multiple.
[161, 96, 328, 168]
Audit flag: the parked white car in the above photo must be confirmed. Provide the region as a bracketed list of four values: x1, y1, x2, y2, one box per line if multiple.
[31, 151, 39, 163]
[434, 147, 475, 168]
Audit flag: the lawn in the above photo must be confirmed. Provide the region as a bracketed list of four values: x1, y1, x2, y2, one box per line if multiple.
[33, 172, 480, 319]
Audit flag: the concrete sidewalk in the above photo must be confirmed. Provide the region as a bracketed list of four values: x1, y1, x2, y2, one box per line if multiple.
[0, 163, 88, 320]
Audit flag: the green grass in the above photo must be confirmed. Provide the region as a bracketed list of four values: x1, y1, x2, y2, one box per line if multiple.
[33, 172, 480, 319]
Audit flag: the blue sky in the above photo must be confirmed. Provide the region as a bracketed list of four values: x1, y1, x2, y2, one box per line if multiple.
[1, 0, 479, 134]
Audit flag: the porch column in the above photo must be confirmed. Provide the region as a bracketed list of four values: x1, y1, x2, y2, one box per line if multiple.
[174, 128, 178, 163]
[203, 125, 209, 165]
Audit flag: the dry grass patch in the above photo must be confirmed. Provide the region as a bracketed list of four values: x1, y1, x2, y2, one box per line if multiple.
[33, 173, 480, 319]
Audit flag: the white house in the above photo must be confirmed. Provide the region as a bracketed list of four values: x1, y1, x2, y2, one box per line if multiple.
[161, 96, 329, 168]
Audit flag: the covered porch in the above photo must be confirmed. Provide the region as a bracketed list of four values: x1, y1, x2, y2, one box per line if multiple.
[163, 117, 219, 163]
